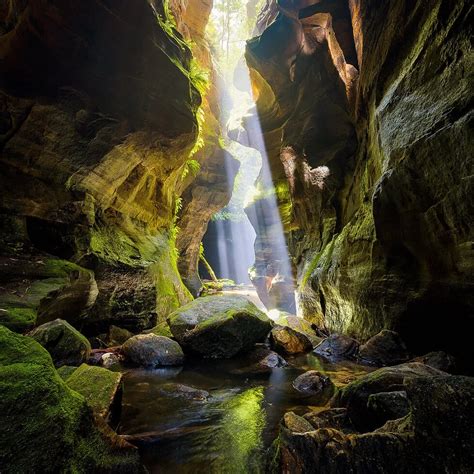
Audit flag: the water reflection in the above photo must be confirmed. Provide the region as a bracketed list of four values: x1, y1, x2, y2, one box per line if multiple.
[119, 355, 373, 473]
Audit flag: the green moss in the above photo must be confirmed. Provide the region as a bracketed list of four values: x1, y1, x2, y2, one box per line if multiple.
[0, 326, 141, 472]
[57, 365, 78, 381]
[66, 364, 122, 420]
[148, 320, 174, 338]
[0, 307, 36, 332]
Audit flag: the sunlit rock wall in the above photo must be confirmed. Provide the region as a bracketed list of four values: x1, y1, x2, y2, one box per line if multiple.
[171, 0, 240, 296]
[246, 0, 473, 362]
[0, 0, 209, 334]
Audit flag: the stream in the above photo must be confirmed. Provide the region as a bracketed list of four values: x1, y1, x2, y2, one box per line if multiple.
[118, 352, 372, 473]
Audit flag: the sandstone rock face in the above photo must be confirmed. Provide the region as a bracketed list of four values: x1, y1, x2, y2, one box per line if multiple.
[29, 319, 91, 367]
[168, 295, 272, 358]
[247, 0, 473, 366]
[0, 0, 230, 336]
[122, 334, 184, 367]
[0, 326, 141, 472]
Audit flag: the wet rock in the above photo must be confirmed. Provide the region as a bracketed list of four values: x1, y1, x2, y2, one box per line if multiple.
[274, 375, 474, 473]
[0, 326, 141, 472]
[28, 319, 91, 367]
[158, 383, 209, 401]
[270, 325, 313, 355]
[367, 391, 410, 427]
[411, 351, 457, 373]
[231, 346, 287, 375]
[122, 334, 184, 367]
[333, 362, 445, 432]
[168, 295, 272, 358]
[283, 412, 314, 434]
[65, 364, 122, 422]
[303, 408, 349, 431]
[101, 352, 121, 370]
[108, 325, 134, 346]
[358, 330, 410, 366]
[275, 314, 322, 347]
[313, 333, 359, 361]
[292, 370, 335, 397]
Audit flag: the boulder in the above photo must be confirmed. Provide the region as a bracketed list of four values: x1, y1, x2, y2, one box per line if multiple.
[108, 326, 134, 346]
[65, 364, 123, 422]
[122, 334, 184, 367]
[270, 326, 313, 355]
[231, 346, 287, 375]
[333, 362, 445, 432]
[358, 330, 410, 366]
[101, 352, 121, 370]
[0, 325, 141, 472]
[292, 370, 335, 398]
[275, 313, 322, 347]
[411, 351, 457, 373]
[313, 333, 359, 361]
[28, 319, 91, 367]
[273, 376, 474, 474]
[167, 295, 272, 358]
[367, 391, 410, 427]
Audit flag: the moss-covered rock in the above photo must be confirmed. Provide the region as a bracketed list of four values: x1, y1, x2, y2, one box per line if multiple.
[146, 320, 174, 338]
[168, 295, 272, 358]
[66, 364, 122, 422]
[0, 325, 142, 473]
[29, 319, 91, 367]
[122, 334, 184, 367]
[0, 255, 97, 333]
[108, 325, 134, 346]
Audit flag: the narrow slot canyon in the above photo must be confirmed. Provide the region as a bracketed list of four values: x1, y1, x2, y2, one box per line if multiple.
[0, 1, 472, 473]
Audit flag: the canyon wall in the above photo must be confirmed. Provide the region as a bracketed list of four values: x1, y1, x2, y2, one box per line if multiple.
[0, 0, 231, 336]
[246, 0, 473, 363]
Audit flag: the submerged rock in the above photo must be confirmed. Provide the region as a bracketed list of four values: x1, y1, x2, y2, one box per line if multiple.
[0, 326, 141, 472]
[292, 370, 335, 397]
[231, 345, 287, 375]
[358, 330, 410, 366]
[313, 333, 359, 361]
[158, 383, 210, 401]
[65, 363, 122, 422]
[122, 334, 184, 367]
[167, 295, 272, 358]
[28, 319, 91, 367]
[270, 325, 313, 355]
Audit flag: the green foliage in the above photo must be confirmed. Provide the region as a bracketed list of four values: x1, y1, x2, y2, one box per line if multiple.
[181, 159, 201, 180]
